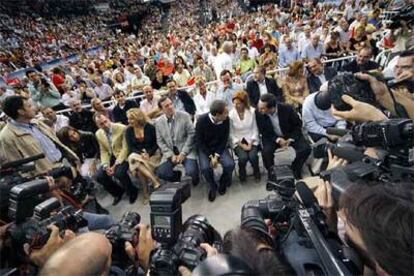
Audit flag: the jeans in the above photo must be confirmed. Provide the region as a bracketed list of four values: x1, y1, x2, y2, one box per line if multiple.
[198, 149, 235, 192]
[233, 145, 260, 174]
[83, 212, 116, 231]
[157, 158, 200, 183]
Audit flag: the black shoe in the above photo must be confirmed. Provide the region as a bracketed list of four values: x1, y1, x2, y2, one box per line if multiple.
[208, 190, 216, 202]
[253, 168, 261, 181]
[192, 177, 200, 187]
[129, 192, 138, 204]
[239, 166, 247, 182]
[112, 194, 123, 206]
[218, 184, 226, 195]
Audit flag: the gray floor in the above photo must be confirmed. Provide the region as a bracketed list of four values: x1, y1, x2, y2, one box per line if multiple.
[99, 148, 298, 235]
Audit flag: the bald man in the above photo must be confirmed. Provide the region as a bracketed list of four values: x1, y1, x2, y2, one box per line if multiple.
[40, 233, 112, 276]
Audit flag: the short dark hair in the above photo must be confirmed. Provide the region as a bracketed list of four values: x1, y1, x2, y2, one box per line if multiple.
[25, 70, 37, 78]
[113, 89, 125, 96]
[3, 95, 25, 119]
[340, 183, 414, 275]
[255, 65, 266, 75]
[260, 93, 277, 108]
[158, 95, 170, 109]
[220, 69, 232, 77]
[210, 100, 227, 116]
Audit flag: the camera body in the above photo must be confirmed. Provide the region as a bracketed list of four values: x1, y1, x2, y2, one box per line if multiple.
[105, 211, 141, 270]
[8, 203, 87, 251]
[328, 72, 376, 111]
[149, 181, 222, 275]
[266, 165, 296, 200]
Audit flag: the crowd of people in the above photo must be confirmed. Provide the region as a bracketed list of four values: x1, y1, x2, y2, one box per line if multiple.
[0, 0, 413, 275]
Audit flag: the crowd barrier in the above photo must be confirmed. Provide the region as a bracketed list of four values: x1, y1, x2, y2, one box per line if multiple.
[56, 55, 356, 115]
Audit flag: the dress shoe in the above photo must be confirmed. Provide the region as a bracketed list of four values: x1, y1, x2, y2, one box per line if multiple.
[192, 177, 200, 187]
[208, 190, 216, 202]
[253, 168, 261, 182]
[218, 184, 226, 195]
[129, 192, 138, 204]
[112, 193, 123, 206]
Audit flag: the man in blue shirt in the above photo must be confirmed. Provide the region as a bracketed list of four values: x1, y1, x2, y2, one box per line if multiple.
[301, 34, 325, 60]
[279, 37, 300, 68]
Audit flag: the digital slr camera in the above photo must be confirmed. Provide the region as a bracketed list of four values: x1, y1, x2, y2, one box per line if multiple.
[149, 181, 222, 275]
[105, 211, 141, 271]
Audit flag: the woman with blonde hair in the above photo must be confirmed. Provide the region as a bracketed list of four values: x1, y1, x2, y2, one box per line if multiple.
[125, 108, 161, 204]
[229, 90, 260, 182]
[281, 61, 309, 111]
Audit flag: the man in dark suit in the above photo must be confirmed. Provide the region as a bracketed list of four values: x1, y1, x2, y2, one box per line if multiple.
[195, 100, 235, 202]
[246, 66, 284, 107]
[256, 93, 311, 179]
[166, 80, 196, 116]
[342, 47, 380, 74]
[306, 58, 338, 93]
[68, 99, 97, 133]
[112, 90, 139, 125]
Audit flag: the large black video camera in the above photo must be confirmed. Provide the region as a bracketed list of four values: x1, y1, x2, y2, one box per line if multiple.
[7, 198, 87, 257]
[149, 181, 222, 275]
[241, 178, 361, 275]
[318, 119, 414, 200]
[105, 211, 141, 271]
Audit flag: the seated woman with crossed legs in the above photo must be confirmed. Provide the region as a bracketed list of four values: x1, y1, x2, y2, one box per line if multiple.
[126, 108, 161, 204]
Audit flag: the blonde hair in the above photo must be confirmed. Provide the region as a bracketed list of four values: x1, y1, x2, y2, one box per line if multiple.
[127, 108, 149, 126]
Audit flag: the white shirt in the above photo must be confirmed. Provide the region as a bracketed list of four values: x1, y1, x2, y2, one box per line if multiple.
[53, 114, 69, 132]
[193, 91, 216, 118]
[94, 83, 114, 100]
[248, 46, 260, 60]
[61, 90, 81, 106]
[229, 107, 259, 147]
[140, 95, 160, 114]
[173, 69, 191, 87]
[258, 81, 268, 97]
[214, 52, 233, 79]
[130, 75, 151, 90]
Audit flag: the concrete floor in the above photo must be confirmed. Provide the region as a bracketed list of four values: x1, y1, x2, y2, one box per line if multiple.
[99, 148, 298, 235]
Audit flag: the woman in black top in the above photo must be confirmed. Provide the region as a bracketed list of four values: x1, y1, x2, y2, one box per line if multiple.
[57, 126, 100, 177]
[126, 108, 161, 204]
[151, 69, 169, 90]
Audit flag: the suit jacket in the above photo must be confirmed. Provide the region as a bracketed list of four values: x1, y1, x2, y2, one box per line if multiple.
[112, 100, 139, 125]
[246, 77, 284, 106]
[0, 119, 79, 176]
[255, 103, 303, 146]
[95, 123, 129, 166]
[155, 111, 196, 162]
[307, 67, 337, 94]
[177, 90, 196, 116]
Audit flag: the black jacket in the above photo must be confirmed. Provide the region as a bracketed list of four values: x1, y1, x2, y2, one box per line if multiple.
[307, 67, 337, 94]
[177, 90, 196, 116]
[125, 124, 158, 156]
[73, 131, 100, 162]
[255, 103, 303, 146]
[195, 113, 229, 156]
[69, 109, 97, 133]
[342, 60, 380, 74]
[246, 77, 284, 106]
[112, 100, 139, 125]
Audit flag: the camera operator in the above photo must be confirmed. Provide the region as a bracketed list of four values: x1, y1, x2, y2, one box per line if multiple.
[0, 95, 79, 176]
[39, 224, 156, 275]
[314, 179, 414, 276]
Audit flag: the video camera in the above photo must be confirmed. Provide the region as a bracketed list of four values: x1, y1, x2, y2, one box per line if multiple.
[7, 197, 87, 258]
[241, 174, 362, 275]
[317, 119, 414, 200]
[149, 180, 222, 275]
[105, 211, 141, 271]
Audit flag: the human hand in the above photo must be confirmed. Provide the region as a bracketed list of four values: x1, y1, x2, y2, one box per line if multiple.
[326, 149, 348, 171]
[136, 224, 157, 270]
[276, 137, 288, 148]
[210, 156, 219, 168]
[200, 243, 218, 257]
[171, 155, 179, 164]
[176, 153, 186, 164]
[25, 225, 75, 267]
[331, 95, 387, 122]
[393, 90, 414, 119]
[314, 181, 334, 210]
[178, 266, 192, 276]
[355, 73, 394, 113]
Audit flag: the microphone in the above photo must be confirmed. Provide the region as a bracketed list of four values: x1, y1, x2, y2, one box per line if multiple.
[326, 127, 349, 137]
[296, 181, 328, 234]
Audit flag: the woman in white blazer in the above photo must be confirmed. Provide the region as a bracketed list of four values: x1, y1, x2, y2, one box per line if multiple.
[229, 90, 260, 182]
